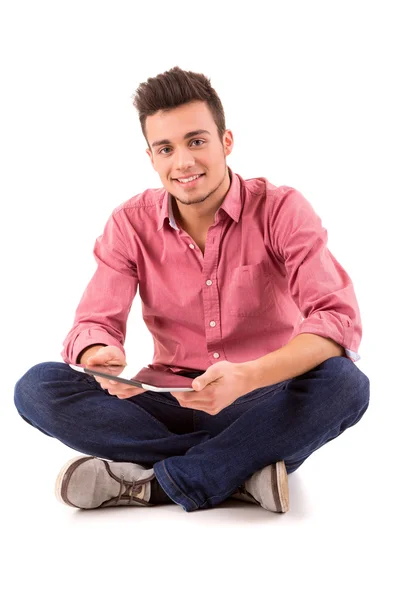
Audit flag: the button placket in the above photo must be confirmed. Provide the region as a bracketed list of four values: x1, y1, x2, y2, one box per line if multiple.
[201, 221, 225, 362]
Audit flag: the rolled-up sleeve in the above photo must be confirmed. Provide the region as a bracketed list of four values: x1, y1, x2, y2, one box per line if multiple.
[269, 187, 362, 362]
[61, 210, 139, 365]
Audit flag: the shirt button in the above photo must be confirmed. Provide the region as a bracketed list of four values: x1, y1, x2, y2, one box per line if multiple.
[210, 321, 216, 327]
[189, 244, 195, 249]
[213, 352, 220, 358]
[206, 280, 212, 286]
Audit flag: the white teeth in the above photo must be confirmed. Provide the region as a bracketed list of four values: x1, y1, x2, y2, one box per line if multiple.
[178, 175, 201, 183]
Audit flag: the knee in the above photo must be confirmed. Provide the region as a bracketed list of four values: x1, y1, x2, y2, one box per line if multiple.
[327, 356, 370, 414]
[14, 361, 62, 419]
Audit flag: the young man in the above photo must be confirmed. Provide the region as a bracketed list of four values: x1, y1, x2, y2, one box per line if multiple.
[14, 66, 370, 513]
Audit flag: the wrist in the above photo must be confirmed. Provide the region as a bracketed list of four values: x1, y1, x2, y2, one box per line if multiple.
[241, 359, 263, 393]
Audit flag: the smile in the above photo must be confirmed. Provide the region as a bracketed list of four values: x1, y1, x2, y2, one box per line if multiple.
[175, 174, 204, 187]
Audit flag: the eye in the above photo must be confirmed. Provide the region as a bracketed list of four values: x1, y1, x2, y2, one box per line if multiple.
[159, 139, 205, 155]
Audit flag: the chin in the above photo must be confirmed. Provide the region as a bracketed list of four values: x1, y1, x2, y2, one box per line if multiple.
[176, 195, 206, 206]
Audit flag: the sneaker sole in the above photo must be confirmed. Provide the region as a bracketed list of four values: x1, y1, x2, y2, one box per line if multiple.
[275, 460, 289, 513]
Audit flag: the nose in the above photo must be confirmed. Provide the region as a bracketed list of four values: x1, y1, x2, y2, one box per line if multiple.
[173, 146, 195, 171]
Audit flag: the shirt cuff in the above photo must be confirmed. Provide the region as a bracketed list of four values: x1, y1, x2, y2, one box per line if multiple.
[61, 328, 126, 365]
[344, 347, 361, 362]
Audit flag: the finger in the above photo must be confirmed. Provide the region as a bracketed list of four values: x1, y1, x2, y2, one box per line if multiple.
[173, 392, 197, 402]
[93, 375, 115, 387]
[107, 381, 135, 391]
[104, 380, 130, 393]
[96, 380, 121, 393]
[110, 383, 144, 395]
[117, 390, 146, 399]
[112, 385, 146, 397]
[107, 384, 127, 395]
[182, 403, 211, 414]
[176, 398, 207, 411]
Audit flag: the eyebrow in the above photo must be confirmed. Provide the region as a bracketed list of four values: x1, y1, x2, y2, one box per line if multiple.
[151, 129, 211, 148]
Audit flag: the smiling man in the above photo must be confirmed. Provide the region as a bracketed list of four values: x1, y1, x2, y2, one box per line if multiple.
[145, 101, 233, 245]
[14, 66, 370, 514]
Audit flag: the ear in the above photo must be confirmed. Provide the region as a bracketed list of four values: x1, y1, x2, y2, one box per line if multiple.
[146, 147, 155, 169]
[223, 129, 234, 157]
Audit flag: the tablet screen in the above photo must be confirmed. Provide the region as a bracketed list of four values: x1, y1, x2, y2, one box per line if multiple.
[80, 365, 198, 389]
[132, 367, 196, 388]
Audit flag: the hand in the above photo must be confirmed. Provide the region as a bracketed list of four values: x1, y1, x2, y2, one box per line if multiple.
[86, 345, 146, 399]
[171, 360, 256, 415]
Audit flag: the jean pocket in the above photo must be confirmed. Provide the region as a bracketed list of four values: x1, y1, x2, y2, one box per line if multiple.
[228, 262, 275, 317]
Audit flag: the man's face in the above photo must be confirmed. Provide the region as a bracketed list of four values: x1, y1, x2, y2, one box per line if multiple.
[145, 100, 233, 208]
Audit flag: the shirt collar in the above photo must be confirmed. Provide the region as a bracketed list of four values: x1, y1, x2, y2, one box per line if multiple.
[157, 167, 242, 231]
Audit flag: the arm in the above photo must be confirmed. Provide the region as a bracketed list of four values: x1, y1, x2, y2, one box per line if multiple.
[61, 211, 138, 365]
[243, 186, 361, 391]
[245, 332, 345, 391]
[267, 186, 362, 363]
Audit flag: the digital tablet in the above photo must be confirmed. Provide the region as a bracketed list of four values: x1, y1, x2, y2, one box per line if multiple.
[69, 364, 195, 392]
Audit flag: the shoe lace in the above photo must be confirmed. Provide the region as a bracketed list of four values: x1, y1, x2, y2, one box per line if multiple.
[116, 476, 144, 504]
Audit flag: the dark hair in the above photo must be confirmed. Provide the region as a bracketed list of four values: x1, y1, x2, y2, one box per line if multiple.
[132, 66, 226, 146]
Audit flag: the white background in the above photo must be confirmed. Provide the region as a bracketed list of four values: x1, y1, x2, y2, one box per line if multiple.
[1, 1, 398, 598]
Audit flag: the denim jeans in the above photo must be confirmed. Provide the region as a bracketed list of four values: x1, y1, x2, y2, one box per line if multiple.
[14, 357, 370, 512]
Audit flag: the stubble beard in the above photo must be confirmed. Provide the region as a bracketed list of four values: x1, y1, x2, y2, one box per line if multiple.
[173, 166, 227, 207]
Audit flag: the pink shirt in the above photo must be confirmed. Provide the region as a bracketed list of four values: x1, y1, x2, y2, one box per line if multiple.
[61, 168, 362, 371]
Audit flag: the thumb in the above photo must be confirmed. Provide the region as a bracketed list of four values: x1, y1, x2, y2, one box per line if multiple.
[87, 350, 107, 364]
[192, 370, 216, 391]
[87, 347, 124, 366]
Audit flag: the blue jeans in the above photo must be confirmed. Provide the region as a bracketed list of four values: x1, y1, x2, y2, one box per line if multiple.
[14, 357, 369, 512]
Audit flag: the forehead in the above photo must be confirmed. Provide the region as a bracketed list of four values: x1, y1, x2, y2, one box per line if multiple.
[145, 101, 217, 143]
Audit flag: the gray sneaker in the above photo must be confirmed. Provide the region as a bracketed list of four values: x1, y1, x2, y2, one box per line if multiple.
[231, 460, 289, 513]
[55, 455, 156, 509]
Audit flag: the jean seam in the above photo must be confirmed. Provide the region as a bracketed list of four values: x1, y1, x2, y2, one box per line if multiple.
[161, 462, 198, 510]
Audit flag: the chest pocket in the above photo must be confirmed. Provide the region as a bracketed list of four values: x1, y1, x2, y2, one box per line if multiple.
[227, 262, 275, 317]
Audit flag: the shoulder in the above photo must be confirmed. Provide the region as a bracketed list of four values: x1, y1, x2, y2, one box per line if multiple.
[239, 172, 299, 201]
[111, 186, 165, 219]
